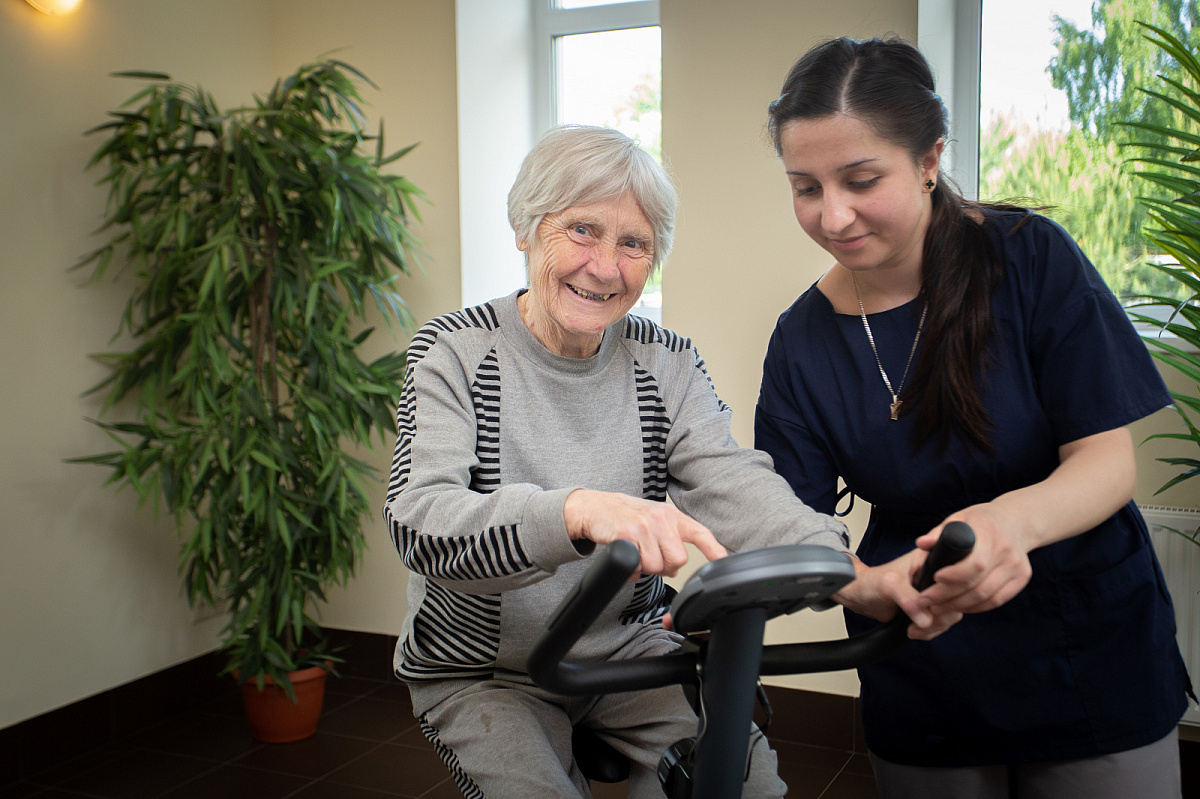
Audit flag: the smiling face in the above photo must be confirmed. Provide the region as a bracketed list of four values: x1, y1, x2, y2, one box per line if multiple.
[518, 190, 655, 358]
[779, 113, 942, 283]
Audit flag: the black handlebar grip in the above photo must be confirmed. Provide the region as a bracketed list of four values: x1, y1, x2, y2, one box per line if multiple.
[528, 540, 698, 695]
[913, 520, 976, 591]
[544, 538, 640, 639]
[527, 539, 640, 690]
[761, 521, 977, 675]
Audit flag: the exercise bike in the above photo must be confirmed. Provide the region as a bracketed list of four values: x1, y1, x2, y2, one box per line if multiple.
[527, 521, 976, 799]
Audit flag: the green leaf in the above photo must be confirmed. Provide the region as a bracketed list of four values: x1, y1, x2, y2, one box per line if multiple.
[111, 70, 172, 81]
[249, 450, 282, 471]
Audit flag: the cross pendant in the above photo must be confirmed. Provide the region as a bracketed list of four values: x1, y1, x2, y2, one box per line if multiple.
[889, 399, 902, 420]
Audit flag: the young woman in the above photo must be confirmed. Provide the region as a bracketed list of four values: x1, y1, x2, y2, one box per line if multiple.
[755, 36, 1192, 799]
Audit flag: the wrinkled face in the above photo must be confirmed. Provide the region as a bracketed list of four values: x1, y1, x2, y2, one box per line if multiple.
[519, 191, 655, 358]
[779, 114, 941, 279]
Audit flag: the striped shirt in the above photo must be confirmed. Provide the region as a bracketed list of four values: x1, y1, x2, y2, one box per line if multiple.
[384, 290, 847, 712]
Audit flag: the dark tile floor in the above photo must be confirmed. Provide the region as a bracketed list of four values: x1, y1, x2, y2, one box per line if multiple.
[0, 674, 876, 799]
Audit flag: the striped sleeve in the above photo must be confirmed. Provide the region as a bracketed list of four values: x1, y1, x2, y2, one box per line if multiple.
[621, 316, 850, 555]
[382, 305, 585, 595]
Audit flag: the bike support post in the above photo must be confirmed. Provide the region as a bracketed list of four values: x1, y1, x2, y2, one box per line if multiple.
[691, 606, 769, 799]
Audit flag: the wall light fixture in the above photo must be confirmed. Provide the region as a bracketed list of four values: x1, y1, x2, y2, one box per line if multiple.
[26, 0, 81, 14]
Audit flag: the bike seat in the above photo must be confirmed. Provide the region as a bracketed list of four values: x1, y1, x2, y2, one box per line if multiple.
[573, 724, 630, 784]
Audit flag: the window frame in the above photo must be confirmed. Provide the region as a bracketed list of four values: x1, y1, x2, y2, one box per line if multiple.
[918, 0, 982, 201]
[531, 0, 661, 138]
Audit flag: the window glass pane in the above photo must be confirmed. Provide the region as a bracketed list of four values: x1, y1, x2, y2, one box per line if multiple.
[556, 26, 661, 157]
[980, 0, 1089, 132]
[556, 25, 662, 316]
[978, 0, 1174, 301]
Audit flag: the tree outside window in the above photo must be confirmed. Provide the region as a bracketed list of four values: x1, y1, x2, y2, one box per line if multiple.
[980, 0, 1198, 301]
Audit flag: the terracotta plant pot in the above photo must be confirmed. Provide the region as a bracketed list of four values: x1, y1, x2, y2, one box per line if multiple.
[238, 664, 329, 743]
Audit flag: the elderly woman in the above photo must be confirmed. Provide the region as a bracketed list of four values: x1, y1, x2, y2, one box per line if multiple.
[383, 126, 918, 798]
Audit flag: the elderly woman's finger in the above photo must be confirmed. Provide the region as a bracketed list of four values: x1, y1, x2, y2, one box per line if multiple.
[628, 510, 702, 576]
[678, 519, 727, 563]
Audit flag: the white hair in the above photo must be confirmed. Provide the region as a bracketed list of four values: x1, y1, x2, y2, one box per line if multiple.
[507, 125, 678, 270]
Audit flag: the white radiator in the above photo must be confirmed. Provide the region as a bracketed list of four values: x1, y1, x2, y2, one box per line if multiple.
[1142, 505, 1200, 727]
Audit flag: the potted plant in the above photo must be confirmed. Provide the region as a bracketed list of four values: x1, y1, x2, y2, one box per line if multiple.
[71, 59, 423, 741]
[1123, 21, 1200, 547]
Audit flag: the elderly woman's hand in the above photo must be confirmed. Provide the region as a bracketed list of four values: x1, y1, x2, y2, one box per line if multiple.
[564, 489, 728, 577]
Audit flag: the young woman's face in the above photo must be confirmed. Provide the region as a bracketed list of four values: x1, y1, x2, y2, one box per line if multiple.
[778, 114, 942, 280]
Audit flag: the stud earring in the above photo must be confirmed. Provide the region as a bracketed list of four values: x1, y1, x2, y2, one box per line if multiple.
[924, 179, 935, 191]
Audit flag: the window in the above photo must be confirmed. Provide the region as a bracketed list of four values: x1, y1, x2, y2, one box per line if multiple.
[532, 1, 660, 140]
[554, 26, 661, 160]
[977, 0, 1182, 302]
[454, 1, 973, 315]
[918, 0, 982, 201]
[534, 0, 662, 321]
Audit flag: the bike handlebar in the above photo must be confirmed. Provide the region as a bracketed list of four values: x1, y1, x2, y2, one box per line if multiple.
[527, 539, 697, 695]
[761, 520, 976, 674]
[527, 521, 976, 695]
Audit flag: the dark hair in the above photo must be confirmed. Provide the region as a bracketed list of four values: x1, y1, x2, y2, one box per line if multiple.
[768, 36, 1020, 453]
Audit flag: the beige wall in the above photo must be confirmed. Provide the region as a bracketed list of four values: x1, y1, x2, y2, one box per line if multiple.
[0, 0, 272, 731]
[0, 0, 460, 729]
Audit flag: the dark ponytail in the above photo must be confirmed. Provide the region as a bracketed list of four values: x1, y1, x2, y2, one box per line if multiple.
[767, 36, 1017, 453]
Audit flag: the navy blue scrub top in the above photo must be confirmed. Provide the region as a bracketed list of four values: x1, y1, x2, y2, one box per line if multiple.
[755, 210, 1189, 767]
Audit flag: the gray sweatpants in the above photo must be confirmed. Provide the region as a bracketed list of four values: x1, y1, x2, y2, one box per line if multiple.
[869, 727, 1182, 799]
[415, 637, 786, 798]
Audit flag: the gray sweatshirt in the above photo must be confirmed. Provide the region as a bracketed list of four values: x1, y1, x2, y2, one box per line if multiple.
[384, 290, 849, 713]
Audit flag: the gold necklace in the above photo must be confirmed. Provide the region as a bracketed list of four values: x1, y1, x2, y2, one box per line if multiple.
[850, 272, 927, 421]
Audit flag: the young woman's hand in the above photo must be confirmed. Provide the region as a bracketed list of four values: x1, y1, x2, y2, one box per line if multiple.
[913, 507, 1033, 615]
[913, 426, 1138, 616]
[832, 549, 963, 641]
